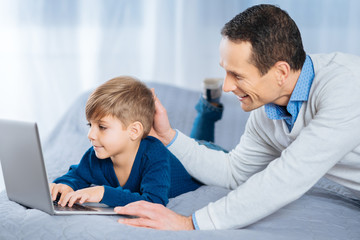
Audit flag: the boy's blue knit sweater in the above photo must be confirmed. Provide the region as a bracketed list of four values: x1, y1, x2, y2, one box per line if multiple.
[53, 136, 201, 207]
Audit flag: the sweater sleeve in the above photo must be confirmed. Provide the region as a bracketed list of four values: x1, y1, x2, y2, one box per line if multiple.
[169, 125, 279, 190]
[53, 148, 94, 191]
[101, 141, 171, 207]
[170, 70, 360, 229]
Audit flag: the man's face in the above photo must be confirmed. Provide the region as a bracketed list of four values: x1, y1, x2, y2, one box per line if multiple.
[219, 38, 284, 112]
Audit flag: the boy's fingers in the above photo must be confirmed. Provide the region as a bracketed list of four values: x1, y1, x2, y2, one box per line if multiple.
[51, 189, 58, 201]
[68, 193, 80, 207]
[60, 192, 71, 207]
[79, 195, 88, 204]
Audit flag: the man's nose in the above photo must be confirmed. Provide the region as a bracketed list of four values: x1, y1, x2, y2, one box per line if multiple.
[222, 74, 236, 92]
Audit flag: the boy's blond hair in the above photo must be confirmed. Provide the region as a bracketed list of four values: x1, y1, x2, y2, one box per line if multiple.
[85, 76, 155, 138]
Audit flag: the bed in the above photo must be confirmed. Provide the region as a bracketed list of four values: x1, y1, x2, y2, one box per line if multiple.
[0, 82, 359, 239]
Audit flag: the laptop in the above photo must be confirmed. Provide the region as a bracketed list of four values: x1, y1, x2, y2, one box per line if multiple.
[0, 119, 119, 215]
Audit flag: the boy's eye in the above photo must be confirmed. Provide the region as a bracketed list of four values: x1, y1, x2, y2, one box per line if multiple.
[87, 123, 91, 127]
[99, 125, 107, 130]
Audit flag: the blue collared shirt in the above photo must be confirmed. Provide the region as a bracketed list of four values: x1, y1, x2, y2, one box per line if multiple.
[265, 55, 315, 132]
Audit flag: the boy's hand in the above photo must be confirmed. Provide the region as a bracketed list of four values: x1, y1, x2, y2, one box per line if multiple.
[60, 186, 105, 207]
[50, 183, 74, 204]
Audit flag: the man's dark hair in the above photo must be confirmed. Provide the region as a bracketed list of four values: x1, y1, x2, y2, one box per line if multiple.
[221, 4, 306, 75]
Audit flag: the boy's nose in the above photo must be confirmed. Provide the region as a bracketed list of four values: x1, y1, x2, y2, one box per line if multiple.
[87, 128, 96, 141]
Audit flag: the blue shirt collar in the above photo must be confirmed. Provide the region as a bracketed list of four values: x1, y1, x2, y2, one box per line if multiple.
[288, 55, 315, 102]
[264, 55, 315, 129]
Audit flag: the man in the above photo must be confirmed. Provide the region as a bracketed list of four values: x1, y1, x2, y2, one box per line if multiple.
[114, 4, 360, 230]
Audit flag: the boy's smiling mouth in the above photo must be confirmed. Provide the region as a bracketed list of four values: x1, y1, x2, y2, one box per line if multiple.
[92, 144, 103, 150]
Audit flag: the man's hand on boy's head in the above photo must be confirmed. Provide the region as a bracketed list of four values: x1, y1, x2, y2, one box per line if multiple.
[60, 186, 104, 207]
[50, 183, 74, 204]
[150, 89, 177, 145]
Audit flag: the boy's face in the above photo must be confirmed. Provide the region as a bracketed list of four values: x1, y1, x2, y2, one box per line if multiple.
[87, 115, 132, 161]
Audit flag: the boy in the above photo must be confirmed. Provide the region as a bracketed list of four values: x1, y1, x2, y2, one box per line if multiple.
[50, 76, 201, 207]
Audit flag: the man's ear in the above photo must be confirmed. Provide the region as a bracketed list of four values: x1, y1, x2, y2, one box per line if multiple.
[128, 121, 144, 141]
[274, 61, 290, 86]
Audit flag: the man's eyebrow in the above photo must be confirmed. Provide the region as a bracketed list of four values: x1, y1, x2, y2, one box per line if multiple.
[219, 62, 246, 78]
[229, 70, 245, 78]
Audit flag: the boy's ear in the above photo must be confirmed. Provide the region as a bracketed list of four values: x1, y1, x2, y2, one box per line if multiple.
[128, 121, 144, 140]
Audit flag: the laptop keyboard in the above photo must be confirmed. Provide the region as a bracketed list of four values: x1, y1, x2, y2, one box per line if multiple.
[53, 199, 96, 211]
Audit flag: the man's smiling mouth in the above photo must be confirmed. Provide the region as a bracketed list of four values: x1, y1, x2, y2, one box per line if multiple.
[237, 94, 249, 100]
